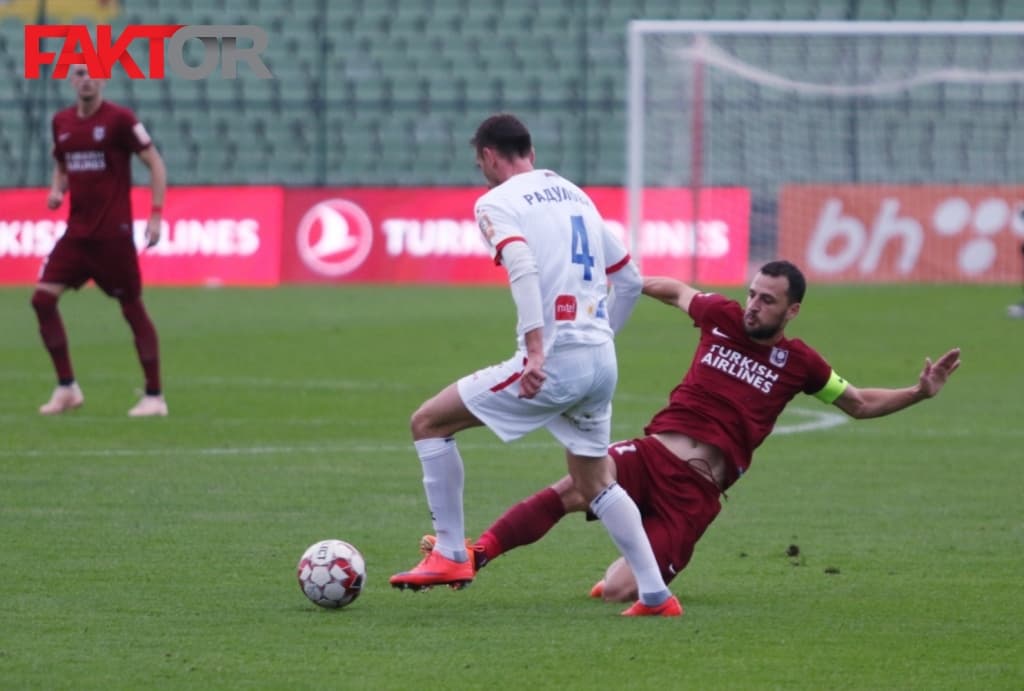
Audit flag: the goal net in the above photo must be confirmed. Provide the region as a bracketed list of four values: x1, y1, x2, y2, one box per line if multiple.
[627, 21, 1024, 285]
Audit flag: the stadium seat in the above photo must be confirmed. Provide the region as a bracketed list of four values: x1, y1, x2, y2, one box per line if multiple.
[2, 0, 1023, 188]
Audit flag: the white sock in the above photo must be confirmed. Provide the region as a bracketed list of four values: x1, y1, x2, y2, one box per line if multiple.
[589, 483, 669, 605]
[415, 437, 468, 563]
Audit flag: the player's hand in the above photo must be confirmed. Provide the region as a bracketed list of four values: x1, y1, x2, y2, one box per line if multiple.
[518, 357, 547, 399]
[46, 189, 63, 210]
[918, 347, 961, 398]
[145, 214, 162, 248]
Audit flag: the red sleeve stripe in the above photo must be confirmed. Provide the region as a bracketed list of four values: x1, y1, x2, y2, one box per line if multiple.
[606, 254, 632, 274]
[493, 236, 527, 265]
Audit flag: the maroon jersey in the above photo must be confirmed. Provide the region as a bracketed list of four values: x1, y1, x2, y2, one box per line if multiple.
[51, 101, 151, 239]
[644, 292, 833, 486]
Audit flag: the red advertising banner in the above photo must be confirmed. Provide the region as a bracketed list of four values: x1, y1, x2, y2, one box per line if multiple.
[779, 185, 1024, 283]
[1, 185, 748, 286]
[280, 187, 751, 285]
[280, 188, 499, 284]
[0, 187, 283, 286]
[599, 188, 750, 286]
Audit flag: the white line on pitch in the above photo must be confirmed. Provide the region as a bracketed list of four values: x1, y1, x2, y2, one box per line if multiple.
[774, 408, 849, 435]
[0, 440, 551, 459]
[0, 370, 412, 392]
[0, 408, 848, 459]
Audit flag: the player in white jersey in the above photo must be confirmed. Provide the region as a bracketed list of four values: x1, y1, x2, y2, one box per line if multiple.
[390, 113, 681, 616]
[476, 169, 621, 352]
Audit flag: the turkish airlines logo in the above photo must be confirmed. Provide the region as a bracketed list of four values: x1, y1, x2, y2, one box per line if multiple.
[296, 199, 373, 276]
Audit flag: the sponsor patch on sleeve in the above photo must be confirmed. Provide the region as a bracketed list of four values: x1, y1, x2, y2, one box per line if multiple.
[132, 122, 152, 146]
[477, 212, 497, 245]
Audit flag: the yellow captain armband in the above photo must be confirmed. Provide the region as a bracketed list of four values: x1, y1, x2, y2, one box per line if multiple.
[813, 369, 849, 404]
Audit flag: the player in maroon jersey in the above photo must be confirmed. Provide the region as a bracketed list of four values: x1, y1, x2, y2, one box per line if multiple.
[33, 65, 169, 417]
[419, 260, 961, 605]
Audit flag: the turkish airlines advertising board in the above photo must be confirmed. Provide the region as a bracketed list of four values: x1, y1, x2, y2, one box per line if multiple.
[281, 188, 498, 284]
[281, 187, 751, 285]
[0, 185, 748, 285]
[0, 186, 283, 285]
[780, 185, 1024, 283]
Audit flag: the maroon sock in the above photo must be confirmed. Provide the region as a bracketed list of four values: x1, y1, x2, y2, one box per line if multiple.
[476, 487, 566, 564]
[120, 298, 161, 395]
[31, 290, 74, 383]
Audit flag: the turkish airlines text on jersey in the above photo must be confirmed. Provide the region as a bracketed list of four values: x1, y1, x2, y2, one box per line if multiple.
[780, 185, 1024, 283]
[0, 187, 283, 285]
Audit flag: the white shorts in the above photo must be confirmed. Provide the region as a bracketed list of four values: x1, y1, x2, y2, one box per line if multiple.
[457, 340, 617, 458]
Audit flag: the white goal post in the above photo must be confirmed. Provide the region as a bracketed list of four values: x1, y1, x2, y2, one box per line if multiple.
[626, 21, 1024, 285]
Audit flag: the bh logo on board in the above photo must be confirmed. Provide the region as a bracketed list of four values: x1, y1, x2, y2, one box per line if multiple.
[295, 199, 374, 276]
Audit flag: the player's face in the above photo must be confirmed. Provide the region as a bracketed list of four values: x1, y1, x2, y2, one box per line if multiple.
[743, 272, 800, 340]
[69, 66, 104, 101]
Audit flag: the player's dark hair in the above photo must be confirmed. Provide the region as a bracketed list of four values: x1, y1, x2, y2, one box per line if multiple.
[759, 260, 807, 304]
[471, 113, 532, 159]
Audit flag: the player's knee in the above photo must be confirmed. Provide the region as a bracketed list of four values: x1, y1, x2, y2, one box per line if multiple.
[569, 475, 609, 505]
[551, 475, 587, 512]
[409, 403, 437, 440]
[30, 289, 59, 316]
[118, 296, 143, 317]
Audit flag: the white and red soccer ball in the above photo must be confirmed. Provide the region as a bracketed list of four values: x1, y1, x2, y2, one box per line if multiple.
[297, 539, 366, 609]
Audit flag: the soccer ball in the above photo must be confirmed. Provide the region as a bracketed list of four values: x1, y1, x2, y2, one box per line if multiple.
[297, 539, 366, 609]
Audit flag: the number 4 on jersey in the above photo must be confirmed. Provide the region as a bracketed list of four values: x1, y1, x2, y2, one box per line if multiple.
[570, 215, 595, 281]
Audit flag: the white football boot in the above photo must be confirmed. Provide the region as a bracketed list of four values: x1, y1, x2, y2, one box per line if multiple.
[38, 382, 84, 415]
[128, 394, 169, 417]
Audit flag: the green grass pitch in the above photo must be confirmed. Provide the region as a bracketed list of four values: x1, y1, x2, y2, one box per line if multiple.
[0, 283, 1020, 690]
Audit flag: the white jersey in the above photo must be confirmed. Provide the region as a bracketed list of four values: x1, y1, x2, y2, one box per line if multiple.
[474, 169, 631, 353]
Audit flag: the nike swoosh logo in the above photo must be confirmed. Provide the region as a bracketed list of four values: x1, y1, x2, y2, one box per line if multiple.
[711, 326, 730, 340]
[58, 133, 71, 141]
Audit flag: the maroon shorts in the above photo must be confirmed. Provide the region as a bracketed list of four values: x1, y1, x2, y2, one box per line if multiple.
[39, 234, 142, 300]
[607, 436, 722, 584]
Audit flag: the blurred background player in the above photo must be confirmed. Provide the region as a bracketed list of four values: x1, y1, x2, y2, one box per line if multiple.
[1008, 239, 1024, 319]
[33, 65, 169, 417]
[423, 261, 961, 603]
[389, 113, 680, 616]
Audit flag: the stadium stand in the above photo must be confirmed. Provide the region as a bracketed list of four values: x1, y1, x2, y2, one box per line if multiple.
[1, 0, 1022, 189]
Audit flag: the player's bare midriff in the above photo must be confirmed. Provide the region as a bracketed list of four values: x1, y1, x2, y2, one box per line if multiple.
[651, 432, 729, 491]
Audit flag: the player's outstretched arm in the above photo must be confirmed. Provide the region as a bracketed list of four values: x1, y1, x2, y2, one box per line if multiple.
[832, 347, 961, 420]
[642, 276, 701, 314]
